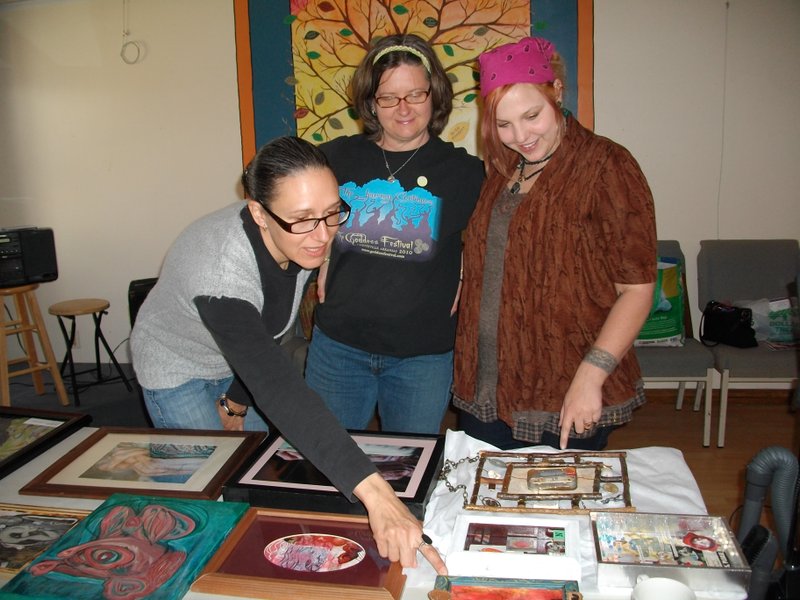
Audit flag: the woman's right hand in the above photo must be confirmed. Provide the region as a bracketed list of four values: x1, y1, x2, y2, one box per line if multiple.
[216, 397, 247, 431]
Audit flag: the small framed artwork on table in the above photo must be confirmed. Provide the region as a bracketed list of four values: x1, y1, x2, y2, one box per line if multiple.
[0, 407, 91, 479]
[428, 575, 582, 599]
[0, 503, 90, 574]
[19, 427, 264, 501]
[223, 430, 444, 519]
[444, 513, 582, 583]
[191, 507, 406, 599]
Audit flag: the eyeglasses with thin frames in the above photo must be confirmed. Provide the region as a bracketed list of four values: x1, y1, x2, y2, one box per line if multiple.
[263, 200, 351, 234]
[374, 89, 431, 108]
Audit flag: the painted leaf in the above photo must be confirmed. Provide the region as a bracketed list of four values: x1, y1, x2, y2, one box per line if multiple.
[340, 28, 353, 36]
[422, 17, 438, 28]
[329, 117, 343, 130]
[474, 26, 488, 36]
[294, 108, 310, 119]
[447, 121, 469, 143]
[443, 45, 454, 57]
[307, 51, 321, 59]
[304, 30, 320, 40]
[393, 5, 409, 15]
[283, 15, 297, 25]
[347, 107, 358, 120]
[285, 75, 299, 86]
[314, 92, 325, 105]
[312, 132, 324, 142]
[463, 93, 477, 103]
[318, 1, 335, 12]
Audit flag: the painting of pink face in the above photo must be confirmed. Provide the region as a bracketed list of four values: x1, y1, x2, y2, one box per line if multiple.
[264, 533, 365, 573]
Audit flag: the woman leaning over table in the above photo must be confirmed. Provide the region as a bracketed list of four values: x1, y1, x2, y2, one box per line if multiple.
[304, 34, 483, 434]
[452, 37, 657, 451]
[131, 136, 445, 573]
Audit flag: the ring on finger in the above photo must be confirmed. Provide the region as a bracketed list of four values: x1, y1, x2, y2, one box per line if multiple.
[417, 533, 432, 552]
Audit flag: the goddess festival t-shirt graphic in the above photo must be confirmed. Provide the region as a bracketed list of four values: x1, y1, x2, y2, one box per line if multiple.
[337, 178, 441, 262]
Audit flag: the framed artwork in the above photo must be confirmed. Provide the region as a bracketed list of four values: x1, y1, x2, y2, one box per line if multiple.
[192, 507, 405, 600]
[592, 512, 750, 593]
[1, 493, 248, 600]
[429, 575, 582, 599]
[0, 407, 91, 479]
[19, 427, 264, 501]
[0, 503, 90, 574]
[461, 450, 632, 514]
[224, 431, 444, 519]
[443, 514, 582, 583]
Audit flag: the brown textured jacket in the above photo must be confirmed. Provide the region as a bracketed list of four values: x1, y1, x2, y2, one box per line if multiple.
[453, 115, 657, 425]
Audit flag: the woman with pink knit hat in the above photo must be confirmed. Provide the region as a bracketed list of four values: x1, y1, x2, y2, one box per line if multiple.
[452, 37, 657, 451]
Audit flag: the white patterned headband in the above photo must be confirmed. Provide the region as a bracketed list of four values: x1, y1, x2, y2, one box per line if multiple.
[372, 45, 431, 73]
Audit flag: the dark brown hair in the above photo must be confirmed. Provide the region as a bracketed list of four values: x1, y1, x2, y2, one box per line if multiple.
[350, 34, 452, 141]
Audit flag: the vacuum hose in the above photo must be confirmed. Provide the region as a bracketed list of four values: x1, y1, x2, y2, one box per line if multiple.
[738, 446, 798, 560]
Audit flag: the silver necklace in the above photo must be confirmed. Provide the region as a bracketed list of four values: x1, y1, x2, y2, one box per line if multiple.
[381, 145, 422, 182]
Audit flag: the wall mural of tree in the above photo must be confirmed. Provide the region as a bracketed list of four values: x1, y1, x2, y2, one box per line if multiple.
[289, 0, 529, 153]
[233, 0, 593, 164]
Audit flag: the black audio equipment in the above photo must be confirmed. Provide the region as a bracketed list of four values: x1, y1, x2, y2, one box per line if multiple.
[0, 227, 58, 288]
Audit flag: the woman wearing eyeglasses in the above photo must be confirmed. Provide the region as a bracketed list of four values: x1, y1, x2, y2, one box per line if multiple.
[304, 34, 483, 435]
[131, 138, 447, 575]
[132, 136, 351, 433]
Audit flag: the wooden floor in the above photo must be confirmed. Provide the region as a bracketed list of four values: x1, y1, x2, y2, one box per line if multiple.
[441, 389, 798, 529]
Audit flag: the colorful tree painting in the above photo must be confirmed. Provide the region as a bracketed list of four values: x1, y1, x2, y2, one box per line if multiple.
[287, 0, 530, 153]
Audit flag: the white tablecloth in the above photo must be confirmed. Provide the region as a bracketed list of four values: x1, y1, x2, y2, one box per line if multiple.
[0, 428, 745, 599]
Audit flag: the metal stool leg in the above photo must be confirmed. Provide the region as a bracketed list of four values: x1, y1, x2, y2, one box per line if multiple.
[55, 315, 81, 406]
[92, 311, 132, 392]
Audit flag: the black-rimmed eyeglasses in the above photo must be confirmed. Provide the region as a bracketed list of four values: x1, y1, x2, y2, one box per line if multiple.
[263, 200, 351, 234]
[374, 89, 431, 108]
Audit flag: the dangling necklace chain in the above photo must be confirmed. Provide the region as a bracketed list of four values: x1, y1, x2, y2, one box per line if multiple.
[381, 145, 422, 183]
[509, 148, 556, 194]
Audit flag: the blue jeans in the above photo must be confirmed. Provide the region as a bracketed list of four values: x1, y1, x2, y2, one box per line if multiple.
[142, 376, 269, 432]
[305, 327, 452, 434]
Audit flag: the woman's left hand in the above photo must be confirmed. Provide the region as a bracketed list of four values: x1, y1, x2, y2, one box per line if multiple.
[354, 472, 447, 575]
[558, 361, 605, 449]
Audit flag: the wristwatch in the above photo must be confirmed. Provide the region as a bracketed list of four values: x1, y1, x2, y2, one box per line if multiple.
[218, 394, 248, 417]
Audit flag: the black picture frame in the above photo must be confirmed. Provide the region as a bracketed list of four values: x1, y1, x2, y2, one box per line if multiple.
[0, 407, 91, 479]
[223, 430, 444, 520]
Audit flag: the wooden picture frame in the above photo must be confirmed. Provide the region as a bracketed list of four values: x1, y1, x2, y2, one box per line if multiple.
[1, 493, 248, 599]
[19, 427, 264, 501]
[429, 575, 582, 599]
[192, 507, 405, 600]
[224, 431, 444, 519]
[0, 407, 91, 479]
[0, 503, 90, 574]
[466, 451, 633, 514]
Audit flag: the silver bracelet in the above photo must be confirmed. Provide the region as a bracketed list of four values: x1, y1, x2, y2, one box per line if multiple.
[583, 346, 618, 375]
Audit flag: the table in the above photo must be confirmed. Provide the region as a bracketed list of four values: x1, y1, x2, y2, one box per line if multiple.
[0, 428, 745, 599]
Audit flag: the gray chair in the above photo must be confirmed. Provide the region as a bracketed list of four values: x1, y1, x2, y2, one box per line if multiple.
[697, 239, 800, 447]
[635, 240, 716, 446]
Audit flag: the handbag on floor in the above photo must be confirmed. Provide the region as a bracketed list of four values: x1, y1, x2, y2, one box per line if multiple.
[700, 300, 758, 348]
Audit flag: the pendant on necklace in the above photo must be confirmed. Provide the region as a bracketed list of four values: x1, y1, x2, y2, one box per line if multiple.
[387, 175, 396, 183]
[510, 182, 520, 194]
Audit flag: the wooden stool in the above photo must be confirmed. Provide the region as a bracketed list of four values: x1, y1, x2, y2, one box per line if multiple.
[48, 298, 133, 406]
[0, 284, 69, 407]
